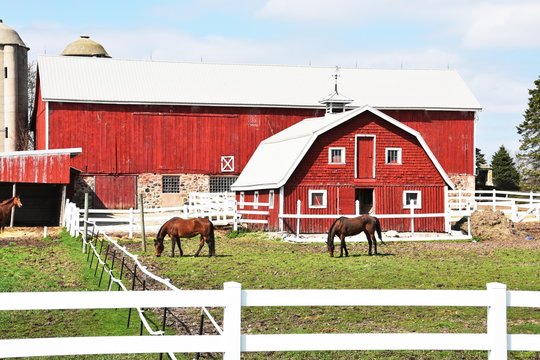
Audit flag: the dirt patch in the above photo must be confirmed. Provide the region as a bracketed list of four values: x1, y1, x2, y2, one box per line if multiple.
[0, 227, 62, 247]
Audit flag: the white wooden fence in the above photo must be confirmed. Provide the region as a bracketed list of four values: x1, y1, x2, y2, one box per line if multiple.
[1, 282, 539, 359]
[448, 189, 540, 222]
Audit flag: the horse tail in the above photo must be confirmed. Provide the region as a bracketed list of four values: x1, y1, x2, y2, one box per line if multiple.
[374, 216, 384, 243]
[208, 220, 216, 256]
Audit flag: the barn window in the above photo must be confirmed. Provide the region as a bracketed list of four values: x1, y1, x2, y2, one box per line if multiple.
[254, 191, 259, 209]
[386, 148, 402, 164]
[221, 155, 235, 172]
[403, 191, 422, 209]
[209, 176, 238, 193]
[162, 176, 181, 193]
[328, 147, 346, 164]
[268, 190, 275, 209]
[309, 190, 327, 209]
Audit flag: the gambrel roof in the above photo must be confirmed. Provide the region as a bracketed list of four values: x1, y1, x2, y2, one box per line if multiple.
[230, 106, 454, 191]
[37, 55, 481, 111]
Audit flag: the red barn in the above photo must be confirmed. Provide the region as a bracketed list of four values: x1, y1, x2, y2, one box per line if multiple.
[231, 106, 454, 233]
[32, 55, 481, 210]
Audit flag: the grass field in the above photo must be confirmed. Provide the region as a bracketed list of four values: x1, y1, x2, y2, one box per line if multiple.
[1, 227, 539, 359]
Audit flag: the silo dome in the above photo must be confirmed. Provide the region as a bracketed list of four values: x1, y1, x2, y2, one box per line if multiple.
[0, 19, 28, 48]
[61, 35, 110, 58]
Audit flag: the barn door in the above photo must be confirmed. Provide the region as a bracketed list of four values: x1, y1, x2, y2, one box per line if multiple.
[94, 175, 137, 209]
[356, 136, 375, 179]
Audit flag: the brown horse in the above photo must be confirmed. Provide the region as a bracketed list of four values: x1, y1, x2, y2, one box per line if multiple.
[154, 217, 215, 257]
[326, 215, 383, 257]
[0, 195, 23, 233]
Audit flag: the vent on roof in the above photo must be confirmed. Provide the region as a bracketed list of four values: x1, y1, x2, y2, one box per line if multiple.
[319, 66, 353, 114]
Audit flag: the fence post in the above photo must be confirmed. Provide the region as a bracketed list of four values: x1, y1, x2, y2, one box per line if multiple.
[83, 193, 89, 254]
[487, 282, 508, 360]
[129, 208, 134, 239]
[444, 187, 450, 233]
[233, 201, 238, 232]
[296, 200, 301, 239]
[223, 281, 242, 360]
[139, 194, 146, 252]
[492, 189, 497, 212]
[410, 206, 415, 235]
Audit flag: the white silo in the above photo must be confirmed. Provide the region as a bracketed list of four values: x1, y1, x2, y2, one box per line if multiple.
[0, 20, 29, 152]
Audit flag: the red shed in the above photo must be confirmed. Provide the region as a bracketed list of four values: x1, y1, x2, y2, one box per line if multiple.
[0, 148, 81, 225]
[231, 106, 452, 233]
[32, 55, 480, 209]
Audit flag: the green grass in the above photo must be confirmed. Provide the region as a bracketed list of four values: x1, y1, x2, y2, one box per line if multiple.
[131, 230, 540, 359]
[2, 229, 540, 359]
[0, 230, 167, 360]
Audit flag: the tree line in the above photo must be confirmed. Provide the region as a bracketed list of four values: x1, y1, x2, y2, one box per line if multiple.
[476, 76, 540, 192]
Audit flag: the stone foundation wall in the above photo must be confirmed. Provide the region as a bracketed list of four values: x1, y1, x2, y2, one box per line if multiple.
[449, 173, 475, 191]
[72, 173, 210, 209]
[137, 173, 210, 208]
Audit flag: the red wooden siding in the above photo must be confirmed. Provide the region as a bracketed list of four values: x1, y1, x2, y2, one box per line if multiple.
[383, 110, 475, 175]
[42, 102, 322, 175]
[94, 175, 137, 209]
[0, 153, 72, 184]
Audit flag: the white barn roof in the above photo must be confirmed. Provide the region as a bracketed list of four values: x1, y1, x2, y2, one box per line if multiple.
[37, 55, 481, 111]
[230, 106, 455, 191]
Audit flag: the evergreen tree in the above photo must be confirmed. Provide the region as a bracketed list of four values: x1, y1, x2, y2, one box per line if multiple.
[475, 148, 487, 168]
[475, 148, 489, 189]
[516, 76, 540, 191]
[492, 145, 520, 191]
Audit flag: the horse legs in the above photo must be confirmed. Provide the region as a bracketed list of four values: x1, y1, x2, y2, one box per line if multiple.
[339, 234, 349, 257]
[194, 235, 205, 257]
[171, 236, 183, 257]
[364, 230, 373, 256]
[372, 232, 378, 255]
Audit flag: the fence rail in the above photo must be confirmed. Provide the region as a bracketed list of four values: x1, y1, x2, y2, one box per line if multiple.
[1, 282, 539, 359]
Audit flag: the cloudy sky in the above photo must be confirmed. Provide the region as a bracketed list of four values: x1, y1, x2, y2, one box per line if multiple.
[3, 0, 539, 160]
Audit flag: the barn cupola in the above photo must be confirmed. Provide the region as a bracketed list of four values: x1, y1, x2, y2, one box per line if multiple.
[61, 35, 111, 58]
[319, 66, 352, 114]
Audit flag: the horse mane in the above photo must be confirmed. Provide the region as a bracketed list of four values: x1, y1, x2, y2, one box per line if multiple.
[156, 220, 168, 241]
[326, 217, 344, 244]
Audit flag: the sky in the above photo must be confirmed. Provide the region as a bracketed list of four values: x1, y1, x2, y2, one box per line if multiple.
[2, 0, 539, 161]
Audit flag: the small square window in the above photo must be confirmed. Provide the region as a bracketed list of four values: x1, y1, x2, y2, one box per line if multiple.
[403, 191, 421, 209]
[221, 155, 234, 172]
[328, 147, 345, 164]
[309, 190, 327, 208]
[386, 148, 402, 164]
[162, 176, 180, 193]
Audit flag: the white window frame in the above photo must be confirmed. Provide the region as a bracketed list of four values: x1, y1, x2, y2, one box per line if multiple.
[328, 147, 346, 164]
[268, 190, 275, 209]
[309, 190, 327, 209]
[403, 190, 422, 209]
[221, 155, 235, 172]
[385, 147, 402, 164]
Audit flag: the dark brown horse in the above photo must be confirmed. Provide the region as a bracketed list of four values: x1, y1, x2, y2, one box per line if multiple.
[0, 195, 23, 233]
[154, 217, 215, 257]
[326, 215, 383, 257]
